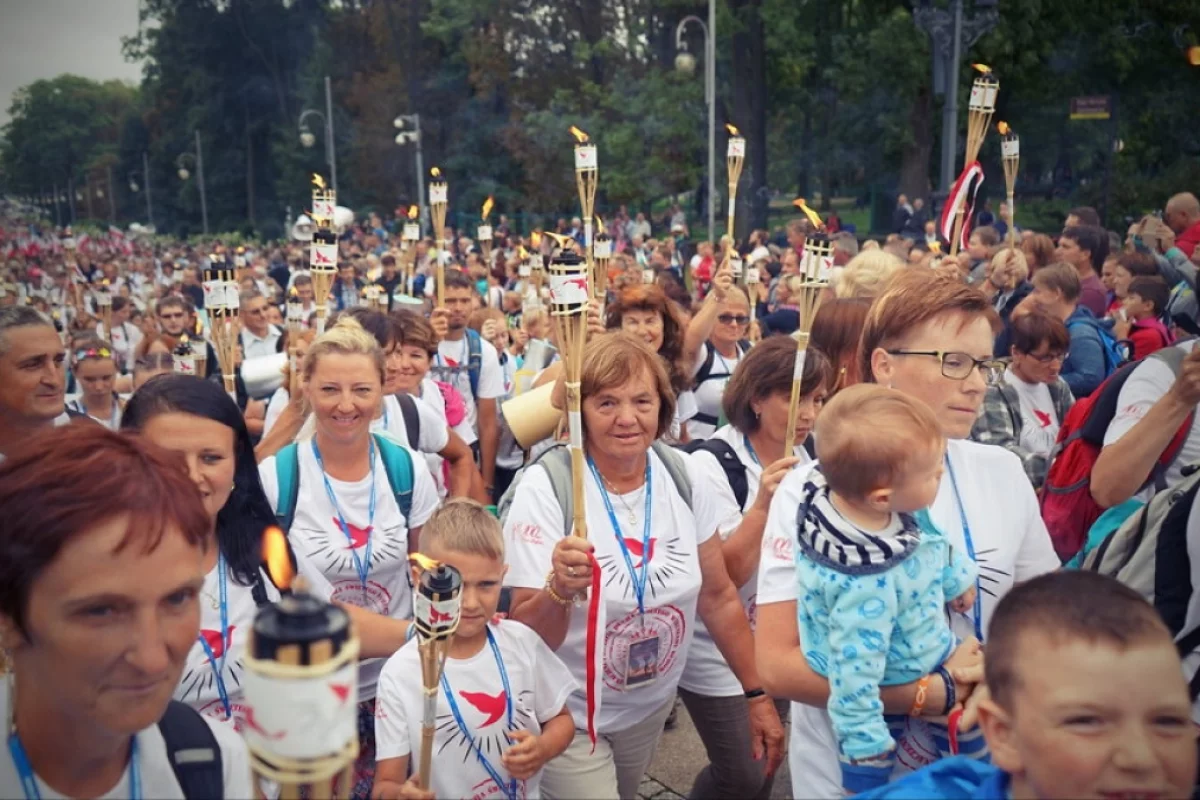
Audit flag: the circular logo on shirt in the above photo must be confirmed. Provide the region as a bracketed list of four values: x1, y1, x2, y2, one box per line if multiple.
[602, 604, 688, 691]
[330, 579, 393, 615]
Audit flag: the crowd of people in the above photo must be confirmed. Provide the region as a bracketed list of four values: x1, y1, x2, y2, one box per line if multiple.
[2, 187, 1200, 800]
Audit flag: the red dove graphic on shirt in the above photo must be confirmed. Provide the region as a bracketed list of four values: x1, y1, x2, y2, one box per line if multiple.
[199, 626, 236, 659]
[333, 518, 372, 548]
[460, 690, 507, 727]
[1033, 409, 1052, 428]
[623, 538, 656, 569]
[444, 356, 460, 368]
[244, 707, 285, 740]
[330, 682, 352, 704]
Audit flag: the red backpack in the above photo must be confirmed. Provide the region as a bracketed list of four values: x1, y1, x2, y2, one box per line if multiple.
[1040, 347, 1194, 561]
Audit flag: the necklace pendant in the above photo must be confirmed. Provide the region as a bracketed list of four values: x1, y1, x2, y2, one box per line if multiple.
[628, 510, 638, 526]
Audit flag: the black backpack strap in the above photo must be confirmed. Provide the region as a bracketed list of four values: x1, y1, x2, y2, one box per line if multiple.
[693, 342, 717, 387]
[397, 393, 421, 449]
[680, 438, 748, 510]
[158, 700, 224, 799]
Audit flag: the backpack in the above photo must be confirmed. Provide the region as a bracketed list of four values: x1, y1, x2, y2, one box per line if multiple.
[274, 432, 415, 533]
[1040, 346, 1194, 562]
[1079, 464, 1200, 698]
[1067, 314, 1127, 378]
[691, 341, 751, 427]
[497, 441, 692, 534]
[158, 700, 224, 799]
[464, 328, 482, 399]
[678, 434, 816, 511]
[394, 393, 421, 449]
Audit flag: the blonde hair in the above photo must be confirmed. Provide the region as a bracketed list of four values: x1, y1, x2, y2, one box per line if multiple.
[834, 250, 903, 301]
[420, 499, 504, 561]
[991, 248, 1030, 283]
[815, 383, 944, 500]
[301, 316, 385, 384]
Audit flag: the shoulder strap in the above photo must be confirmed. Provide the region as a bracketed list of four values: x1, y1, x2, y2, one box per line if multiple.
[373, 433, 415, 521]
[396, 393, 421, 450]
[651, 441, 693, 510]
[274, 443, 301, 533]
[158, 700, 224, 800]
[693, 343, 717, 386]
[802, 434, 817, 461]
[465, 329, 482, 398]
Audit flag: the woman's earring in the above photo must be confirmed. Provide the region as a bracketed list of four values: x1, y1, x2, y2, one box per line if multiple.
[231, 481, 236, 491]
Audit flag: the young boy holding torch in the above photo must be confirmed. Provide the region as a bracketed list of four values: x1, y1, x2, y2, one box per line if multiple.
[374, 501, 577, 799]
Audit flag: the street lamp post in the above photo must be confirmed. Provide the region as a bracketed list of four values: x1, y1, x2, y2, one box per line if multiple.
[393, 114, 426, 235]
[675, 5, 715, 243]
[299, 75, 338, 195]
[176, 131, 209, 235]
[128, 151, 155, 229]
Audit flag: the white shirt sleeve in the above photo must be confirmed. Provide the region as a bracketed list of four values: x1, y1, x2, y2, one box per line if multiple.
[502, 466, 565, 590]
[681, 451, 721, 545]
[1104, 357, 1177, 446]
[757, 462, 816, 604]
[206, 708, 255, 797]
[262, 389, 289, 439]
[1005, 452, 1061, 581]
[258, 457, 280, 510]
[689, 447, 743, 539]
[520, 623, 579, 722]
[476, 339, 507, 400]
[414, 395, 450, 454]
[676, 390, 699, 424]
[406, 454, 440, 528]
[374, 646, 417, 760]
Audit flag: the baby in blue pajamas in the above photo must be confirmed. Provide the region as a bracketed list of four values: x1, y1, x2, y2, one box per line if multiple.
[794, 385, 985, 793]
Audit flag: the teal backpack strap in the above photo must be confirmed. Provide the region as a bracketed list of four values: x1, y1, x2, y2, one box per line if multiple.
[373, 433, 415, 521]
[274, 443, 301, 533]
[652, 441, 693, 510]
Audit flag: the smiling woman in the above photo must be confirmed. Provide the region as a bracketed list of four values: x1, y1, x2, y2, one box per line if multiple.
[0, 423, 253, 798]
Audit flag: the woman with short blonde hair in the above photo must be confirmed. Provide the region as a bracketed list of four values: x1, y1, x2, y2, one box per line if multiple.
[834, 250, 903, 301]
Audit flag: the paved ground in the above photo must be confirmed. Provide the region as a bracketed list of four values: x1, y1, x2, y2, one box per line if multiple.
[638, 701, 792, 800]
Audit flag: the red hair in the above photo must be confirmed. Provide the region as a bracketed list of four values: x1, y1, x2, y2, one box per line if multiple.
[0, 423, 212, 634]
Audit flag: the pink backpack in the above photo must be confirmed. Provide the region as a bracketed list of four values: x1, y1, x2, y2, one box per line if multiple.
[436, 379, 467, 427]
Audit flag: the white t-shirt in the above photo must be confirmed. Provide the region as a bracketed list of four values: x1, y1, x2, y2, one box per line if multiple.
[680, 426, 809, 696]
[0, 688, 253, 799]
[433, 333, 505, 436]
[261, 388, 290, 438]
[241, 325, 282, 360]
[668, 390, 699, 444]
[1104, 340, 1200, 493]
[258, 441, 439, 699]
[375, 621, 577, 799]
[503, 448, 720, 732]
[1003, 370, 1060, 459]
[95, 320, 142, 373]
[688, 343, 744, 440]
[757, 437, 1059, 797]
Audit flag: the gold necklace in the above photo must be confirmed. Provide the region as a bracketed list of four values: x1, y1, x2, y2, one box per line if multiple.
[601, 475, 641, 527]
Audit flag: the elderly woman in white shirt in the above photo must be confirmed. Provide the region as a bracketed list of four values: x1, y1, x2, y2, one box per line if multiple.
[756, 269, 1060, 796]
[503, 331, 784, 800]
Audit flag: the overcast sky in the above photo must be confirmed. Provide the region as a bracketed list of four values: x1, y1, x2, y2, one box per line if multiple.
[0, 0, 144, 123]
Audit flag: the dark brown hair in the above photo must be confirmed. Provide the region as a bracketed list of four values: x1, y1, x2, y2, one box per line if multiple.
[605, 283, 689, 393]
[723, 337, 831, 434]
[0, 424, 212, 635]
[986, 571, 1172, 708]
[1009, 311, 1069, 356]
[1128, 276, 1169, 316]
[391, 309, 437, 356]
[1116, 252, 1159, 279]
[859, 270, 996, 383]
[1020, 233, 1056, 272]
[810, 298, 871, 395]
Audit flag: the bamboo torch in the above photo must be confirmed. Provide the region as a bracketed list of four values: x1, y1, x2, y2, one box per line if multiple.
[172, 333, 197, 376]
[205, 254, 242, 401]
[410, 553, 463, 792]
[593, 215, 612, 306]
[548, 248, 591, 540]
[402, 205, 421, 297]
[530, 231, 546, 306]
[478, 195, 495, 267]
[286, 288, 303, 394]
[746, 256, 761, 330]
[234, 245, 248, 283]
[726, 124, 746, 282]
[309, 175, 339, 334]
[243, 526, 359, 800]
[65, 236, 83, 309]
[784, 201, 833, 459]
[999, 121, 1020, 251]
[947, 65, 999, 257]
[570, 126, 598, 288]
[429, 168, 448, 308]
[94, 280, 113, 342]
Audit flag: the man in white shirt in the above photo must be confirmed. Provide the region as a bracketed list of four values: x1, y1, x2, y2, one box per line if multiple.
[239, 290, 282, 359]
[1092, 340, 1200, 507]
[432, 270, 504, 499]
[0, 306, 68, 461]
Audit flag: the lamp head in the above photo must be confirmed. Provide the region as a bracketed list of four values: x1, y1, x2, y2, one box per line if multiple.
[299, 130, 316, 148]
[129, 181, 139, 193]
[178, 168, 190, 181]
[393, 116, 406, 129]
[675, 51, 697, 75]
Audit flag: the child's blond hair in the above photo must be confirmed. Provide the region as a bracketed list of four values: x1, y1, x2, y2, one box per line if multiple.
[420, 499, 504, 561]
[815, 384, 944, 500]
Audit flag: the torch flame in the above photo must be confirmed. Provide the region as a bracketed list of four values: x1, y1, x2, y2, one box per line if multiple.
[481, 196, 494, 221]
[312, 174, 326, 189]
[972, 63, 992, 74]
[530, 231, 542, 248]
[569, 125, 589, 144]
[544, 231, 573, 250]
[262, 526, 296, 590]
[407, 205, 419, 220]
[409, 552, 440, 572]
[726, 124, 741, 137]
[997, 121, 1011, 135]
[180, 333, 189, 345]
[237, 245, 246, 254]
[289, 287, 299, 300]
[430, 166, 442, 179]
[792, 198, 825, 231]
[518, 246, 528, 260]
[596, 215, 606, 236]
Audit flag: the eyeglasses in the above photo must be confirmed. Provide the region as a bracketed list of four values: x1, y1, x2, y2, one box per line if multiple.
[886, 350, 1006, 384]
[1028, 351, 1068, 364]
[717, 314, 750, 326]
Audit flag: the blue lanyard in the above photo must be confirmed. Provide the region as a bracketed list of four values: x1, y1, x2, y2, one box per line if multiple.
[440, 628, 517, 800]
[196, 554, 232, 720]
[311, 437, 377, 595]
[945, 455, 984, 642]
[9, 733, 140, 800]
[744, 434, 762, 467]
[587, 457, 653, 618]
